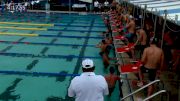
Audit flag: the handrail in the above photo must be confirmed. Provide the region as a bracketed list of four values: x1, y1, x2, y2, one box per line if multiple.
[143, 90, 168, 101]
[121, 79, 161, 101]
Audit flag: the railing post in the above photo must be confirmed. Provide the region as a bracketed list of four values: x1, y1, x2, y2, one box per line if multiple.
[133, 3, 135, 17]
[153, 9, 158, 34]
[161, 10, 167, 49]
[175, 15, 178, 24]
[142, 4, 147, 28]
[140, 4, 143, 28]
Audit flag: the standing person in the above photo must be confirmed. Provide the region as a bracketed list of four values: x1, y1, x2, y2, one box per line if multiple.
[9, 0, 15, 13]
[138, 38, 164, 97]
[124, 16, 136, 43]
[104, 0, 109, 12]
[24, 2, 28, 12]
[94, 0, 99, 12]
[134, 28, 147, 58]
[105, 67, 120, 96]
[68, 59, 109, 101]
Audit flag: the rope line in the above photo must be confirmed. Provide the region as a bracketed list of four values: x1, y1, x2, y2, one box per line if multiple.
[0, 26, 105, 32]
[0, 70, 179, 83]
[39, 35, 103, 39]
[0, 22, 106, 28]
[0, 70, 80, 77]
[0, 40, 96, 47]
[165, 23, 180, 32]
[0, 32, 103, 39]
[0, 52, 102, 59]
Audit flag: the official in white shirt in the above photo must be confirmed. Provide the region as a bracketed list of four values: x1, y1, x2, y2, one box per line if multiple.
[94, 0, 99, 12]
[104, 0, 109, 7]
[68, 59, 109, 101]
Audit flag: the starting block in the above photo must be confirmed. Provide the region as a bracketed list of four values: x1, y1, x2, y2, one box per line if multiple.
[119, 60, 142, 74]
[116, 43, 135, 53]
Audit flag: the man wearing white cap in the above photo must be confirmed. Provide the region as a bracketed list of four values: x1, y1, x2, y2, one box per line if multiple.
[68, 59, 109, 101]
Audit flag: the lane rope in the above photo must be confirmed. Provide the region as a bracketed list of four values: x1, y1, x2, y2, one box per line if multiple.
[0, 32, 38, 37]
[0, 52, 102, 59]
[0, 70, 80, 77]
[0, 40, 96, 47]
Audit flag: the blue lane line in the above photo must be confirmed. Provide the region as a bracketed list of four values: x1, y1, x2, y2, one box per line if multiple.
[54, 23, 106, 28]
[0, 40, 96, 47]
[39, 35, 103, 39]
[0, 52, 102, 59]
[47, 28, 104, 32]
[0, 70, 80, 77]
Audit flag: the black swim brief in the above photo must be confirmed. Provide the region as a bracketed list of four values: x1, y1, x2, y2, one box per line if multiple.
[140, 66, 157, 81]
[135, 45, 146, 51]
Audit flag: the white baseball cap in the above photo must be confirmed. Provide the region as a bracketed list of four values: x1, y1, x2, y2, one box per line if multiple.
[82, 59, 94, 69]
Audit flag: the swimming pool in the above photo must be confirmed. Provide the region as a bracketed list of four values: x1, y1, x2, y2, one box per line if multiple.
[0, 12, 119, 101]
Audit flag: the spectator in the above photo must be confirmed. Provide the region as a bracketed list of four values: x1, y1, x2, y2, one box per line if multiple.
[68, 59, 109, 101]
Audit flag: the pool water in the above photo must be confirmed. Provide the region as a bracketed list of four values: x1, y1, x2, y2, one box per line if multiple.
[0, 12, 119, 101]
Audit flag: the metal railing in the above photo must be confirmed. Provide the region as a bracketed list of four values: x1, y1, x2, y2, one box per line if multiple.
[121, 79, 161, 101]
[143, 90, 169, 101]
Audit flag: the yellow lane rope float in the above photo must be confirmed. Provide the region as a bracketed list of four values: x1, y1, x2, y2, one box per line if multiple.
[0, 32, 39, 37]
[0, 26, 47, 31]
[0, 22, 54, 26]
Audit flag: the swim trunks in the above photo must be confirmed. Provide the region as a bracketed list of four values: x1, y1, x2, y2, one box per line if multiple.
[140, 66, 157, 81]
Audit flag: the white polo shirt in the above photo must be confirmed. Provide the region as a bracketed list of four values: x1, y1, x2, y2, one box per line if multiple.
[68, 72, 109, 101]
[104, 1, 109, 6]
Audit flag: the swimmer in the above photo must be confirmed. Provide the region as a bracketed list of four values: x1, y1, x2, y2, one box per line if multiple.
[105, 67, 120, 96]
[96, 40, 109, 56]
[96, 40, 111, 68]
[138, 38, 164, 97]
[133, 28, 147, 58]
[124, 16, 136, 43]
